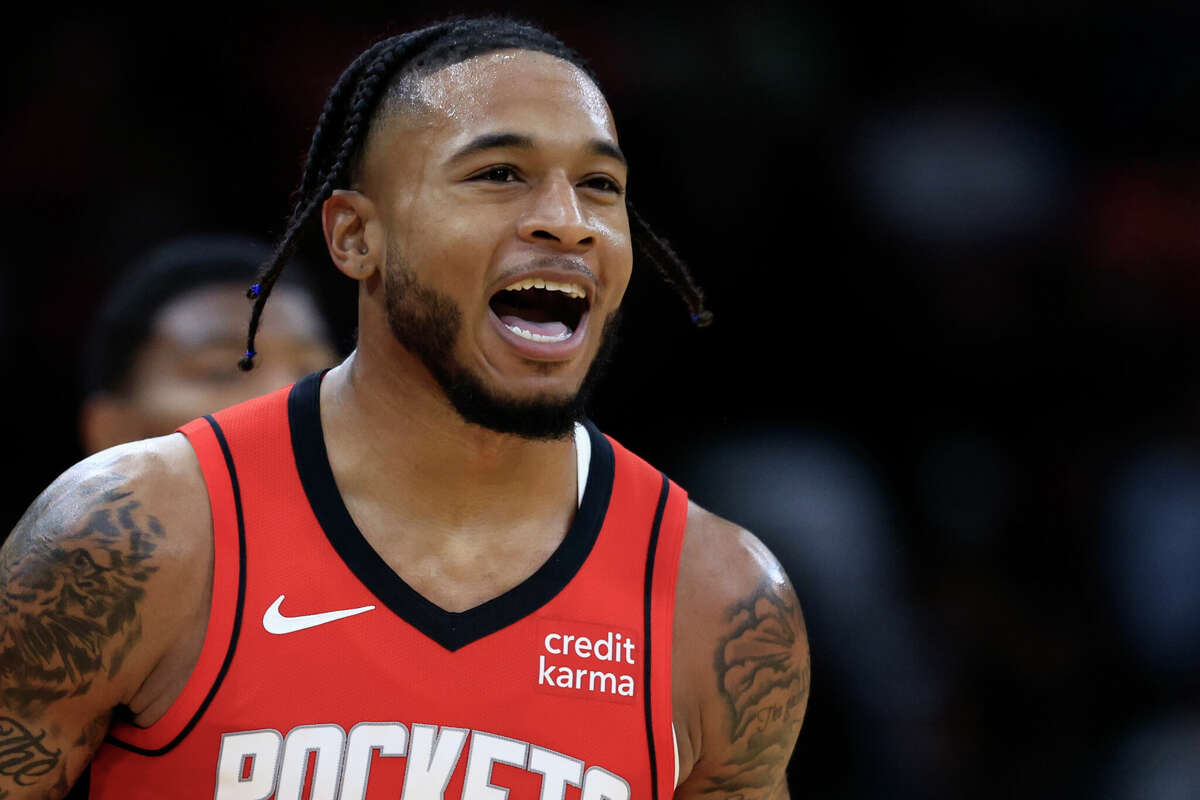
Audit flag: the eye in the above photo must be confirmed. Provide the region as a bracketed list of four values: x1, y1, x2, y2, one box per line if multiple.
[469, 165, 521, 183]
[579, 174, 624, 194]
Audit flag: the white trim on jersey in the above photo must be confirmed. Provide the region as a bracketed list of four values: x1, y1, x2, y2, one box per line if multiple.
[574, 421, 591, 509]
[576, 422, 679, 790]
[673, 723, 680, 788]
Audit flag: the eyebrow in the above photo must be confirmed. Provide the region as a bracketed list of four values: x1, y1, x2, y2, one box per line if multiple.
[588, 139, 627, 167]
[445, 132, 627, 167]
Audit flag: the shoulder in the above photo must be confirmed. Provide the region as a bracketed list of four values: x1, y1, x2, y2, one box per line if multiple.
[6, 432, 211, 574]
[2, 432, 212, 707]
[671, 501, 810, 798]
[0, 433, 213, 795]
[676, 502, 795, 610]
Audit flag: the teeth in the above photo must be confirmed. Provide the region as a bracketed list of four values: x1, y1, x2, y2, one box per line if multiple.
[501, 278, 586, 299]
[504, 323, 572, 343]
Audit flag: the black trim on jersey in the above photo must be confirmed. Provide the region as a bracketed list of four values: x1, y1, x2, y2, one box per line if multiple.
[642, 473, 671, 800]
[287, 371, 616, 651]
[105, 415, 248, 756]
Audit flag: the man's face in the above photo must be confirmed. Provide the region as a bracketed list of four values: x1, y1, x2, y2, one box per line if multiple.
[357, 50, 633, 437]
[84, 283, 337, 452]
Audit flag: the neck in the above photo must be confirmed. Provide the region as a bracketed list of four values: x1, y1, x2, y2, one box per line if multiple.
[318, 351, 578, 538]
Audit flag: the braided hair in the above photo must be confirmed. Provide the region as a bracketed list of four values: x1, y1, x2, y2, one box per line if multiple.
[240, 15, 711, 371]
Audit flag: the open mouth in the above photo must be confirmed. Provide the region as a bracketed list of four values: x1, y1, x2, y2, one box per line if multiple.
[489, 278, 589, 344]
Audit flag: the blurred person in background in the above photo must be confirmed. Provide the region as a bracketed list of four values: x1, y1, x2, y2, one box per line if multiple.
[78, 233, 340, 453]
[62, 231, 339, 799]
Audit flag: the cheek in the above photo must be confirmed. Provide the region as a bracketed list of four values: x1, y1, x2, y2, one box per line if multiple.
[598, 225, 634, 298]
[134, 373, 311, 433]
[398, 204, 504, 290]
[129, 348, 313, 433]
[611, 266, 633, 308]
[128, 378, 237, 433]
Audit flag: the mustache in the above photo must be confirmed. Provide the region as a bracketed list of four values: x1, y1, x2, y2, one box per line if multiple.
[494, 256, 597, 285]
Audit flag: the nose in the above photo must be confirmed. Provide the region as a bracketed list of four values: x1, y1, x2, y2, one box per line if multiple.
[517, 172, 597, 253]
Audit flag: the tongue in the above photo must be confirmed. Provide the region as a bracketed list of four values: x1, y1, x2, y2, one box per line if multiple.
[500, 315, 572, 338]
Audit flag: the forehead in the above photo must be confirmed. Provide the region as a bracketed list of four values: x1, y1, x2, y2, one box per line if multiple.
[382, 49, 617, 149]
[152, 283, 324, 348]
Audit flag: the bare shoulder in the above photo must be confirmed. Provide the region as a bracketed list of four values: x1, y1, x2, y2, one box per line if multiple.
[2, 432, 212, 706]
[0, 433, 210, 798]
[672, 502, 810, 800]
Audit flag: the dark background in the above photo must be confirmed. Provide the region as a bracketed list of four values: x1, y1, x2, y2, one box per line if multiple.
[4, 3, 1200, 797]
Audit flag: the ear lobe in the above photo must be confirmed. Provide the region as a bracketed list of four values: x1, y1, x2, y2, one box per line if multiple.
[322, 190, 383, 280]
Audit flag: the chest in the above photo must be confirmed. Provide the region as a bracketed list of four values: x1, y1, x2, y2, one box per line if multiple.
[95, 388, 686, 800]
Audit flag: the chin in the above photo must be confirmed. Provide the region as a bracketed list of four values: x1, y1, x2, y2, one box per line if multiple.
[448, 384, 585, 441]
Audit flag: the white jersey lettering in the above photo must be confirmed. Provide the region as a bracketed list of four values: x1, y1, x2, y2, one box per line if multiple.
[528, 746, 584, 800]
[580, 765, 632, 800]
[340, 722, 409, 800]
[213, 729, 282, 800]
[402, 724, 470, 799]
[275, 724, 345, 800]
[212, 722, 633, 799]
[461, 731, 528, 799]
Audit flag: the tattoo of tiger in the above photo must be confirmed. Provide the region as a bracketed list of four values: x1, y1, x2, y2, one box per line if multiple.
[1, 473, 164, 717]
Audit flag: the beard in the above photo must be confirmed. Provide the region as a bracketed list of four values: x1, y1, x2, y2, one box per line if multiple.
[383, 254, 620, 441]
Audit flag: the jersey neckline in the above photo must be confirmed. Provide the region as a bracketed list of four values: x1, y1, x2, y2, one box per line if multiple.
[286, 371, 615, 651]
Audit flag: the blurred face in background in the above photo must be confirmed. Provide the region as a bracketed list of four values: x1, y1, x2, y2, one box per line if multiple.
[81, 282, 337, 453]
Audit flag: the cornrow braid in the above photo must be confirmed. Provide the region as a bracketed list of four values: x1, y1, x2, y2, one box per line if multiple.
[240, 16, 710, 371]
[627, 202, 713, 327]
[239, 30, 441, 370]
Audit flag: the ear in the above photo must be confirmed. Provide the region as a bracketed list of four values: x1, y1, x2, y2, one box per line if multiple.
[79, 393, 142, 455]
[322, 189, 384, 281]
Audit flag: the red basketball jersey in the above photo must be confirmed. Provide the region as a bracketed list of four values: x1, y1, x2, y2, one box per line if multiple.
[88, 372, 688, 799]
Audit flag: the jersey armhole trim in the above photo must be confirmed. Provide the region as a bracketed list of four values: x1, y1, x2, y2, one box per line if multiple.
[104, 415, 247, 756]
[648, 478, 688, 799]
[642, 473, 671, 800]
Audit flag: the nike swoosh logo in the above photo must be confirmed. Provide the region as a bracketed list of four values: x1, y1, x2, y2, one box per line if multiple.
[262, 594, 376, 635]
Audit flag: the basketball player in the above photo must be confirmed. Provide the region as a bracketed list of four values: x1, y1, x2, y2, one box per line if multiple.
[79, 234, 339, 453]
[0, 18, 810, 799]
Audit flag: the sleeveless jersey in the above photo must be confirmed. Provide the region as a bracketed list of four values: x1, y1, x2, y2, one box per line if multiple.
[88, 371, 689, 800]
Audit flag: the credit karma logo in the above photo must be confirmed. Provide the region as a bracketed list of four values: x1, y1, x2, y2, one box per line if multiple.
[535, 618, 639, 704]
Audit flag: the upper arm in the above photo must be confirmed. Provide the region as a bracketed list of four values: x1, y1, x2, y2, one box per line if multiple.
[0, 435, 207, 798]
[673, 503, 810, 800]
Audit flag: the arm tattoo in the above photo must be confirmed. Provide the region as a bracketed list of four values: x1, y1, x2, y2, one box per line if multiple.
[0, 717, 61, 789]
[1, 472, 164, 718]
[704, 580, 809, 798]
